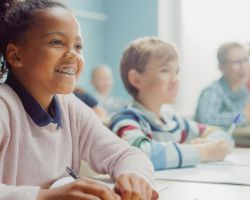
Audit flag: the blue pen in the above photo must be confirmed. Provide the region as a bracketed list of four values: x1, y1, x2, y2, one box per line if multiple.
[227, 113, 241, 135]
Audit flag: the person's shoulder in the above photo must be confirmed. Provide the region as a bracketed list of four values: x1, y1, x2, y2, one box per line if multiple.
[0, 83, 15, 97]
[112, 105, 144, 118]
[56, 93, 90, 112]
[0, 84, 20, 106]
[74, 92, 98, 108]
[109, 107, 142, 133]
[0, 84, 20, 121]
[110, 105, 146, 128]
[200, 78, 223, 97]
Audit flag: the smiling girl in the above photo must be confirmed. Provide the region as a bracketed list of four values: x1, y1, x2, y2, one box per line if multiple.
[0, 1, 157, 200]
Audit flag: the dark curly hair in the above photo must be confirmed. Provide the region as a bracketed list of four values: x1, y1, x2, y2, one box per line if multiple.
[0, 0, 67, 79]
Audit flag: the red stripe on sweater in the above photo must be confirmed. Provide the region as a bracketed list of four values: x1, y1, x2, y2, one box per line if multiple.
[146, 133, 152, 139]
[117, 125, 138, 138]
[198, 124, 207, 136]
[180, 130, 187, 143]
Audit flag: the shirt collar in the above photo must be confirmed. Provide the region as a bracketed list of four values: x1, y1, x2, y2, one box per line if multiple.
[6, 72, 62, 128]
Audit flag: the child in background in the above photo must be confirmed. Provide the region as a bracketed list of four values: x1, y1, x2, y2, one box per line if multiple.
[0, 1, 158, 200]
[92, 64, 126, 114]
[74, 86, 107, 120]
[110, 37, 233, 170]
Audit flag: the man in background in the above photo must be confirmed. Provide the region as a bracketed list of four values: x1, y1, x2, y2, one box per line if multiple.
[195, 42, 250, 129]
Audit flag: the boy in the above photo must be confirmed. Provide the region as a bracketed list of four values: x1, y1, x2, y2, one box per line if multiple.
[110, 37, 233, 170]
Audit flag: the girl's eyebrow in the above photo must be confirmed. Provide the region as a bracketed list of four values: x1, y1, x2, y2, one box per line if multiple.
[43, 31, 83, 41]
[158, 64, 170, 68]
[43, 31, 65, 37]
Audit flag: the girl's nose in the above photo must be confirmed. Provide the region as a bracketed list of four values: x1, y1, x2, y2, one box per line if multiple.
[64, 50, 79, 61]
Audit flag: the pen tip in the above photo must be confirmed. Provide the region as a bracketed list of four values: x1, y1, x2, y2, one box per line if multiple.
[234, 113, 241, 124]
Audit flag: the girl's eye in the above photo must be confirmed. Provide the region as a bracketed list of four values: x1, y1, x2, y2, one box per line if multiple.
[161, 68, 169, 72]
[49, 39, 63, 46]
[75, 43, 83, 51]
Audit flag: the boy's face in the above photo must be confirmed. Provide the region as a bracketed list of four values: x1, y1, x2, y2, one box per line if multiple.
[92, 68, 113, 96]
[13, 7, 84, 96]
[220, 47, 249, 86]
[137, 58, 179, 105]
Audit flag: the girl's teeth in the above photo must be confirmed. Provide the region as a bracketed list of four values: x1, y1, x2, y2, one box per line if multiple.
[56, 68, 75, 75]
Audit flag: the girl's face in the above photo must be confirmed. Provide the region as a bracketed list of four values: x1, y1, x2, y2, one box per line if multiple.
[138, 58, 179, 105]
[14, 7, 84, 95]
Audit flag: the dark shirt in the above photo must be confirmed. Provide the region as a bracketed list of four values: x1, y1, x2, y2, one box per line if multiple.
[74, 92, 98, 108]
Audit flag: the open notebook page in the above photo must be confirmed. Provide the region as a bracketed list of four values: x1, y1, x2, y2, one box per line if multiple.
[155, 148, 250, 186]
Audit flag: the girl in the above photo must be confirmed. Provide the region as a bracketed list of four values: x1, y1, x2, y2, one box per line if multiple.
[0, 1, 158, 200]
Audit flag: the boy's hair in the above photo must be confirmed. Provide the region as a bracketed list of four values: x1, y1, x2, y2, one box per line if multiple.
[120, 37, 178, 98]
[0, 0, 67, 78]
[217, 42, 246, 65]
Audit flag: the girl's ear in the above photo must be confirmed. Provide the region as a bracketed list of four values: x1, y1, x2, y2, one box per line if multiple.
[128, 69, 143, 90]
[6, 43, 23, 68]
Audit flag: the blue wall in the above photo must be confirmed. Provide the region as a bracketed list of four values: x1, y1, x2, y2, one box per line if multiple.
[104, 0, 158, 98]
[67, 0, 158, 98]
[67, 0, 106, 91]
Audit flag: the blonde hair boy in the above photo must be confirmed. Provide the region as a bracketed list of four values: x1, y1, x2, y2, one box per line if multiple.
[110, 37, 233, 170]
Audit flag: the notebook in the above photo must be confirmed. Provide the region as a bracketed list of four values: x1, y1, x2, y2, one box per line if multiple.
[155, 149, 250, 186]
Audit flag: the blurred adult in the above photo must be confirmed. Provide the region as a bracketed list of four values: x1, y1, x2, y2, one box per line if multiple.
[195, 42, 250, 128]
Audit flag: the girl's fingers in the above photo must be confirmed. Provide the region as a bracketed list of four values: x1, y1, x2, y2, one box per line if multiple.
[77, 192, 102, 200]
[151, 190, 159, 200]
[74, 179, 117, 200]
[115, 174, 132, 200]
[139, 178, 152, 200]
[115, 174, 156, 200]
[129, 175, 141, 200]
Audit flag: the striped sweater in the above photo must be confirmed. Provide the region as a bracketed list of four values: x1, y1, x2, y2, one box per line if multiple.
[110, 101, 233, 170]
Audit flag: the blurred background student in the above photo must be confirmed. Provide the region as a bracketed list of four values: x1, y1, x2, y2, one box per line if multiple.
[91, 64, 126, 115]
[74, 86, 107, 121]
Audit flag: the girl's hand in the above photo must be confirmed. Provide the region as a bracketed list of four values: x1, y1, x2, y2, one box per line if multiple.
[38, 177, 120, 200]
[114, 173, 159, 200]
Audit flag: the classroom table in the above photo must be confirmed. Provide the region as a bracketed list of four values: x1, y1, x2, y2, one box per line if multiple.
[158, 180, 250, 200]
[157, 148, 250, 200]
[94, 148, 250, 200]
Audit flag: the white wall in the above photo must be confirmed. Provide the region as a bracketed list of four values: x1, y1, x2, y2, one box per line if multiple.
[159, 0, 250, 116]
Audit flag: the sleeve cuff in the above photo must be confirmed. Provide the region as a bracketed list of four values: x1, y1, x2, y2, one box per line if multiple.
[176, 144, 200, 167]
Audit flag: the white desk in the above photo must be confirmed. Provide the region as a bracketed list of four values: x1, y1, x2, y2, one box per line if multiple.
[94, 149, 250, 200]
[158, 180, 250, 200]
[157, 148, 250, 200]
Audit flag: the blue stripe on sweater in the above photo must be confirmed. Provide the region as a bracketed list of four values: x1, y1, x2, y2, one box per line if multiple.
[150, 141, 166, 170]
[183, 118, 190, 137]
[110, 113, 138, 130]
[168, 115, 180, 133]
[173, 143, 183, 168]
